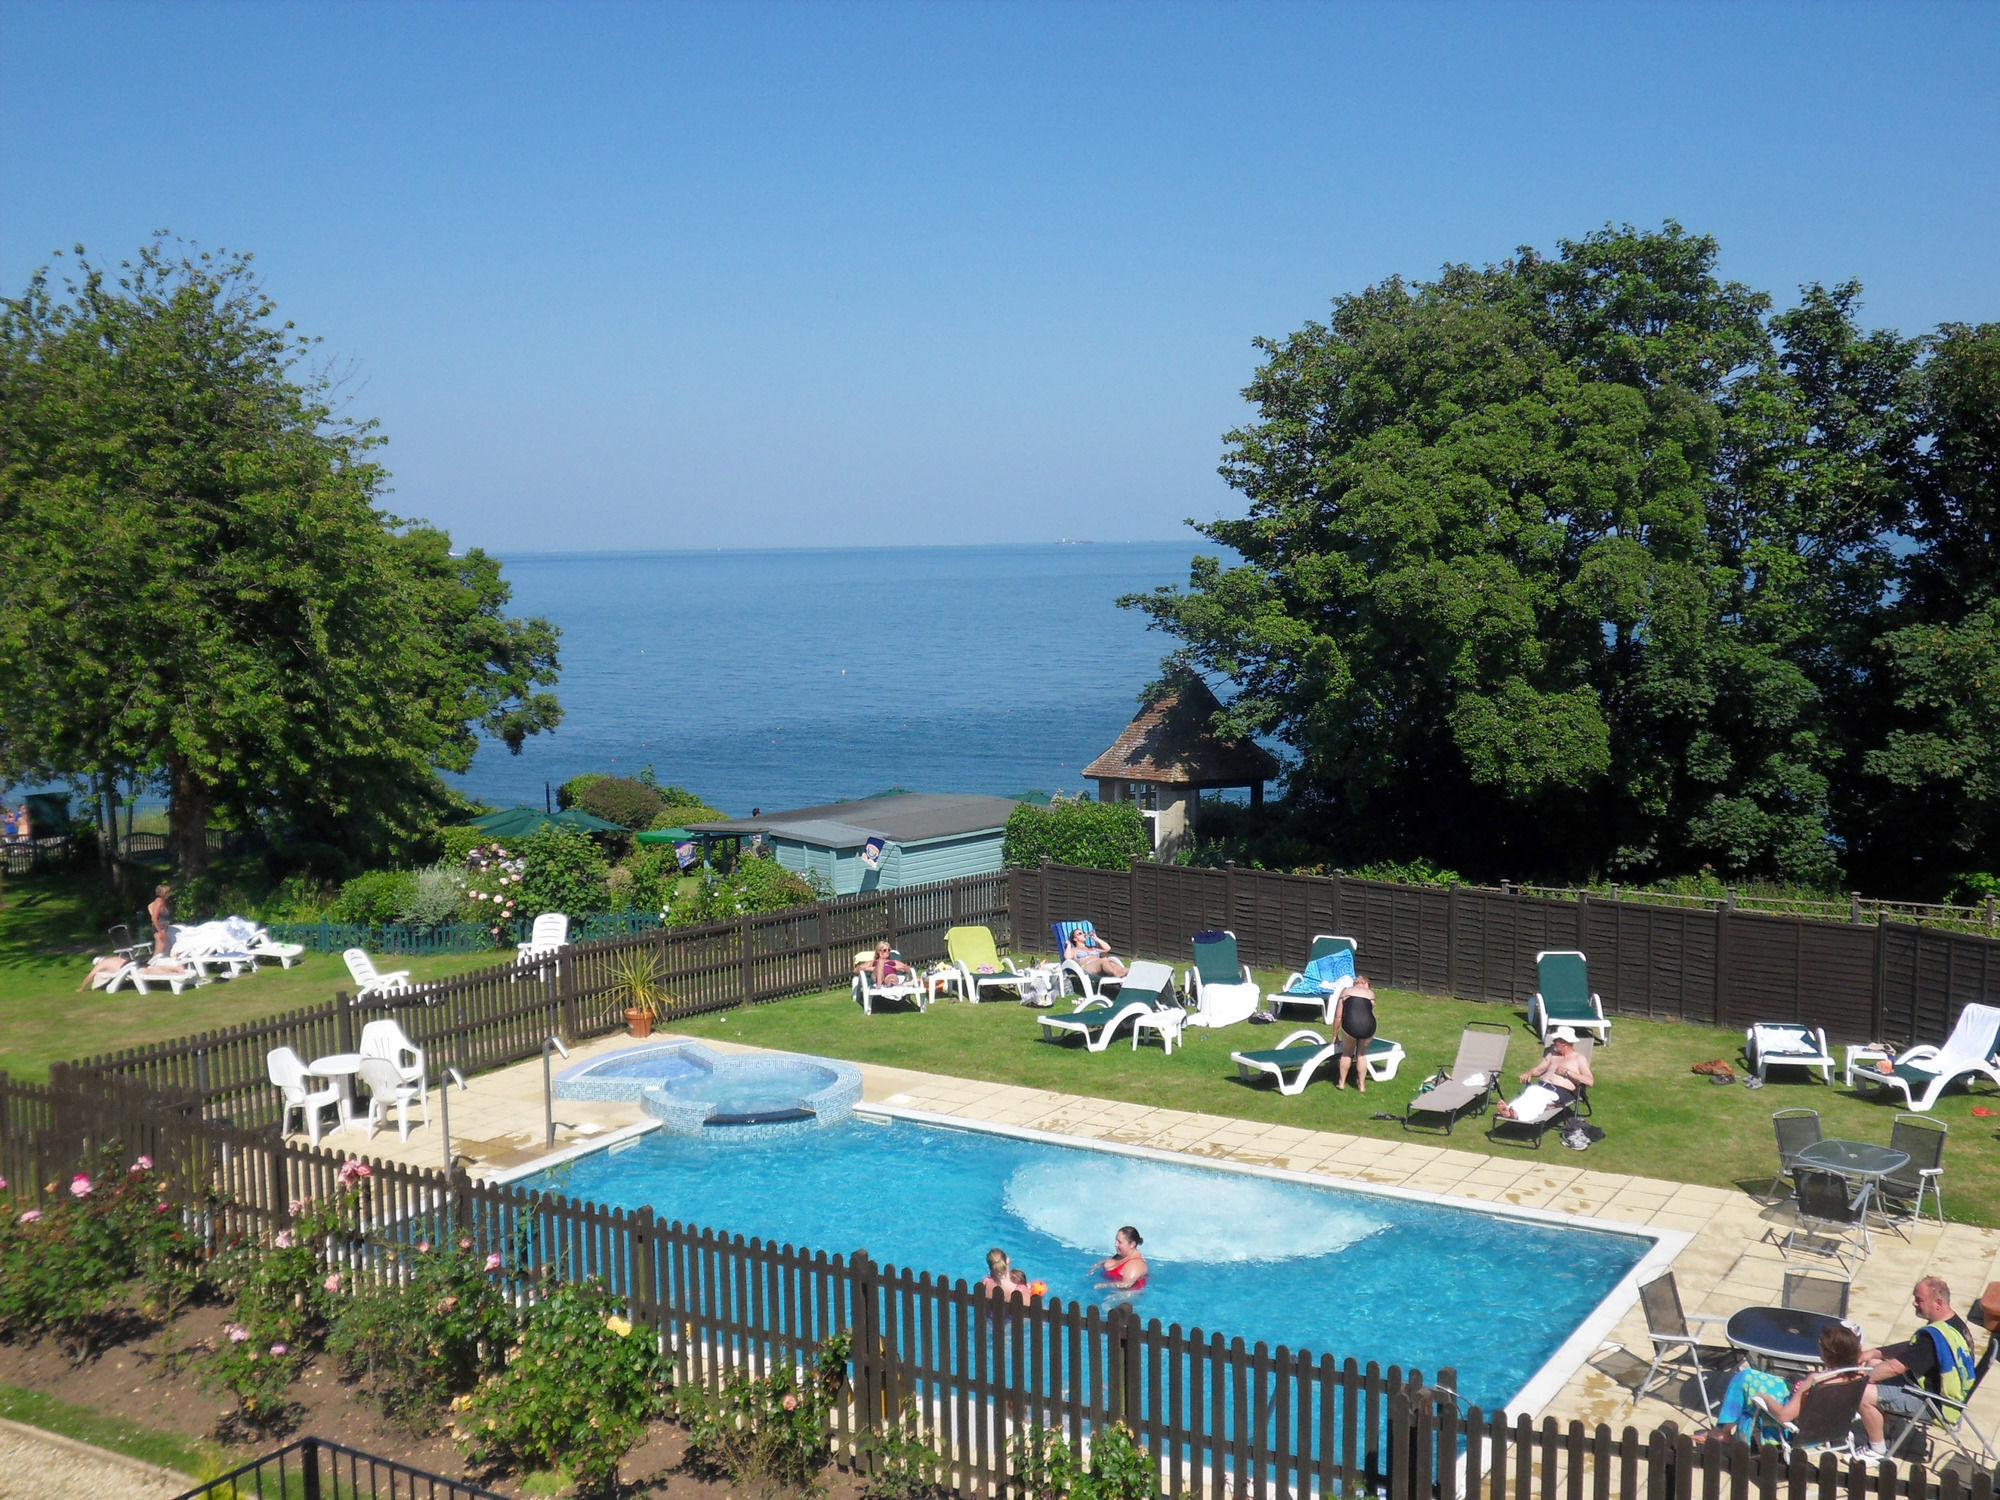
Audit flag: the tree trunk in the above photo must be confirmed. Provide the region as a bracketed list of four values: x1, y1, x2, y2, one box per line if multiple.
[166, 752, 212, 880]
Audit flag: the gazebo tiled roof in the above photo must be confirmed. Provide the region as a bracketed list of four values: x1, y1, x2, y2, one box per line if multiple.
[1082, 679, 1278, 788]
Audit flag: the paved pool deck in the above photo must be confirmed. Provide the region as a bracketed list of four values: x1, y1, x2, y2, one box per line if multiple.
[329, 1028, 2000, 1439]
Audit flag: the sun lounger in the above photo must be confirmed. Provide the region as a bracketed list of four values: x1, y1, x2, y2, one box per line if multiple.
[1530, 950, 1610, 1045]
[852, 950, 926, 1015]
[1746, 1023, 1835, 1083]
[1271, 935, 1359, 1022]
[1403, 1022, 1511, 1133]
[946, 925, 1032, 1003]
[1039, 961, 1175, 1052]
[343, 948, 414, 1001]
[100, 958, 202, 994]
[1231, 1028, 1407, 1095]
[1053, 920, 1125, 1000]
[1183, 931, 1261, 1029]
[1488, 1037, 1594, 1148]
[1851, 1002, 2000, 1113]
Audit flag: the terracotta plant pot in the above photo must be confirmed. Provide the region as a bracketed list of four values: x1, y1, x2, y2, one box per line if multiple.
[624, 1008, 654, 1039]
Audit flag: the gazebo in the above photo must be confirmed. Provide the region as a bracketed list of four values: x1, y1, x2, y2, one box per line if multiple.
[1083, 679, 1278, 860]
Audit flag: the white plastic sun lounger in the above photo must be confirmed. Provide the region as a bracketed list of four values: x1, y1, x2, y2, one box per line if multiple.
[1852, 1003, 2000, 1113]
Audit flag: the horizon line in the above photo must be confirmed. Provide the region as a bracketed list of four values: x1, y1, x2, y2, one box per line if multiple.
[485, 537, 1209, 561]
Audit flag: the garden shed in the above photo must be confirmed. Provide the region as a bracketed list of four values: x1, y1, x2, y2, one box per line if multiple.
[1084, 678, 1278, 860]
[687, 793, 1018, 895]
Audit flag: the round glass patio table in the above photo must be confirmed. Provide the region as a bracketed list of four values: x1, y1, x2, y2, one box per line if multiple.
[1794, 1140, 1909, 1179]
[1726, 1306, 1843, 1367]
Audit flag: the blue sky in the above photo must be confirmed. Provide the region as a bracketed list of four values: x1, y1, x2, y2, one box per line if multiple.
[4, 1, 1995, 553]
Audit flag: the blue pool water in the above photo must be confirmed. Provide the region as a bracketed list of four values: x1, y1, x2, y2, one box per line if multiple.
[520, 1116, 1650, 1413]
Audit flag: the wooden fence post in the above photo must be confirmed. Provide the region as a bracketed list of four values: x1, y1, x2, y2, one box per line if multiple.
[1715, 903, 1731, 1031]
[335, 994, 355, 1054]
[849, 1251, 881, 1446]
[553, 958, 575, 1045]
[1873, 918, 1890, 1041]
[632, 1204, 657, 1324]
[449, 1163, 473, 1237]
[1446, 883, 1459, 997]
[739, 917, 755, 1005]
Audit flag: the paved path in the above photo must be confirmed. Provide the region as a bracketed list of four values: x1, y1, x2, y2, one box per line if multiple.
[0, 1419, 185, 1500]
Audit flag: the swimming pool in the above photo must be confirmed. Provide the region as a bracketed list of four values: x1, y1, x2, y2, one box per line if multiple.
[511, 1107, 1662, 1415]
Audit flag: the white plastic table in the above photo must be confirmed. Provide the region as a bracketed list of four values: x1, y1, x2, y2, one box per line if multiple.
[924, 967, 967, 1006]
[1130, 1007, 1185, 1055]
[306, 1052, 364, 1134]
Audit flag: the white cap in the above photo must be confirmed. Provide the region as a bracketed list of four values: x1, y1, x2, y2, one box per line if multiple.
[1549, 1026, 1578, 1046]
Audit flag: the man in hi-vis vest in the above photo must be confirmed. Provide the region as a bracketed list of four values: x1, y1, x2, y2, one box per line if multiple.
[1862, 1276, 1988, 1450]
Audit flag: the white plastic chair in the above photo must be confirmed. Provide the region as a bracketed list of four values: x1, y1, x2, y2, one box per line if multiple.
[359, 1018, 427, 1092]
[343, 948, 413, 1000]
[357, 1056, 428, 1141]
[267, 1046, 341, 1145]
[516, 913, 570, 963]
[852, 950, 926, 1015]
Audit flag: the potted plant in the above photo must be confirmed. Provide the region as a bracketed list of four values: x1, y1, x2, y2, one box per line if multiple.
[608, 949, 671, 1038]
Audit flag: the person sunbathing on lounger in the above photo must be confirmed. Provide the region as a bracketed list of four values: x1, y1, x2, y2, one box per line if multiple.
[1495, 1028, 1593, 1120]
[1065, 926, 1127, 980]
[856, 940, 910, 987]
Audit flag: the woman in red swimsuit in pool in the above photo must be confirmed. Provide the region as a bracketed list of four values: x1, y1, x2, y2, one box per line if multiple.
[1095, 1226, 1148, 1293]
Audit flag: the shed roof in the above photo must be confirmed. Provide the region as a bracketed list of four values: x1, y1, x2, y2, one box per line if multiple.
[1082, 679, 1279, 787]
[687, 793, 1019, 849]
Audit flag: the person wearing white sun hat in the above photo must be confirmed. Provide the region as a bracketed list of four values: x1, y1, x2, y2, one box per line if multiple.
[1495, 1025, 1593, 1121]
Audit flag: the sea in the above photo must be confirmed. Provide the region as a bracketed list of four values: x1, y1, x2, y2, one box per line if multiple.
[450, 541, 1218, 817]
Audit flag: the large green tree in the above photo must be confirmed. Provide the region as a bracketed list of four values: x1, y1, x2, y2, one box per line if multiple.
[1858, 322, 2000, 889]
[0, 239, 561, 877]
[1125, 224, 1935, 887]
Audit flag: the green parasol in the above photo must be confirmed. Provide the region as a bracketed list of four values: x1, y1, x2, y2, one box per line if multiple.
[465, 805, 627, 838]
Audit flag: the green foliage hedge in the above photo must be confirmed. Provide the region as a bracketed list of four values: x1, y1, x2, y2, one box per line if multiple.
[1003, 799, 1151, 870]
[519, 826, 610, 916]
[576, 776, 665, 830]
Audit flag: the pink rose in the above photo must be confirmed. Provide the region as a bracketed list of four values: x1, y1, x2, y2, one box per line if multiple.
[485, 1252, 503, 1272]
[324, 1273, 342, 1293]
[417, 1239, 431, 1253]
[273, 1230, 294, 1250]
[457, 1236, 471, 1251]
[0, 1176, 8, 1190]
[131, 1155, 153, 1172]
[156, 1201, 170, 1215]
[269, 1343, 288, 1356]
[17, 1209, 41, 1224]
[68, 1174, 93, 1198]
[782, 1393, 799, 1411]
[227, 1324, 250, 1343]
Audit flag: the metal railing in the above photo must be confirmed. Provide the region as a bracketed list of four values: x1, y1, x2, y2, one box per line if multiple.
[171, 1436, 507, 1500]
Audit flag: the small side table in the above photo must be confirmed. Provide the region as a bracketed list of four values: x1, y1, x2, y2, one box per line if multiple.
[925, 967, 967, 1006]
[306, 1052, 364, 1133]
[1130, 1008, 1185, 1056]
[1844, 1045, 1893, 1087]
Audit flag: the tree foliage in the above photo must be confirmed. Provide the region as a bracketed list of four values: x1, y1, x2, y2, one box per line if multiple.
[0, 238, 561, 875]
[1126, 224, 1996, 894]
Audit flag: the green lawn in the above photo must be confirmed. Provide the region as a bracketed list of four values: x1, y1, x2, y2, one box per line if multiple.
[670, 963, 2000, 1225]
[0, 1385, 219, 1477]
[0, 871, 499, 1082]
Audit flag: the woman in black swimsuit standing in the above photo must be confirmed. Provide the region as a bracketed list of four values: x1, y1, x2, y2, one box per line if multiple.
[1334, 976, 1378, 1092]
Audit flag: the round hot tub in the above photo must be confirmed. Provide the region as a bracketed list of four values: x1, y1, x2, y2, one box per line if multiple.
[554, 1041, 862, 1135]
